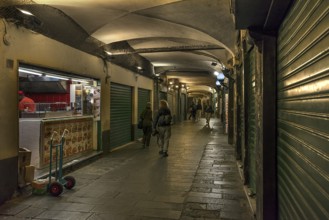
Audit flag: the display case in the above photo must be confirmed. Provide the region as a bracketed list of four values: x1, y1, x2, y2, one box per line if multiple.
[19, 116, 93, 168]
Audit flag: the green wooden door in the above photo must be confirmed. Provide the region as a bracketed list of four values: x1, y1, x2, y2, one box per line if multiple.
[110, 83, 132, 149]
[137, 88, 151, 139]
[277, 1, 329, 219]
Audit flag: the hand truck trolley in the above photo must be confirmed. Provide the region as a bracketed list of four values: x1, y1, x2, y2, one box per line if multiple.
[48, 129, 76, 196]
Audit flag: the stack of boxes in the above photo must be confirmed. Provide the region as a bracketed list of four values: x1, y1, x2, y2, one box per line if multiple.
[18, 148, 35, 187]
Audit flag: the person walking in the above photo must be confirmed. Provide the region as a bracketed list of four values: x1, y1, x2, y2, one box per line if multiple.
[188, 101, 196, 121]
[140, 102, 153, 148]
[205, 102, 214, 127]
[196, 101, 202, 121]
[153, 100, 172, 157]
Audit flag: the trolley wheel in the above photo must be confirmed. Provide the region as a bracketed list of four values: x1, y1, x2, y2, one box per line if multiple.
[49, 181, 63, 197]
[64, 176, 76, 189]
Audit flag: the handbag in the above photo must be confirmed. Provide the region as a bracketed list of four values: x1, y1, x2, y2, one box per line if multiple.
[137, 118, 143, 129]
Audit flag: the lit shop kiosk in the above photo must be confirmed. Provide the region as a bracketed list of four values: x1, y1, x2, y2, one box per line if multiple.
[18, 65, 101, 174]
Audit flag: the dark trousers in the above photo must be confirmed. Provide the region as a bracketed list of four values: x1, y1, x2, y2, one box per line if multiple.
[142, 126, 152, 147]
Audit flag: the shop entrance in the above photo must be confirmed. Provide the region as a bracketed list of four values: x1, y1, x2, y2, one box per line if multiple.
[18, 64, 101, 182]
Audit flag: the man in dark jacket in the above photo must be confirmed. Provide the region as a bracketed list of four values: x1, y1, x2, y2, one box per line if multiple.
[153, 100, 172, 157]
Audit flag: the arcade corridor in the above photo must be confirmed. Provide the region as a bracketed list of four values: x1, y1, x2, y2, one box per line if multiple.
[0, 1, 328, 220]
[0, 119, 253, 220]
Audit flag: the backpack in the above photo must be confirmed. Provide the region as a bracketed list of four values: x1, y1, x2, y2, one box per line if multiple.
[158, 114, 172, 126]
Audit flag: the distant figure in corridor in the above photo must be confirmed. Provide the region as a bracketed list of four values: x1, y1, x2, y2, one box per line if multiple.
[188, 101, 196, 121]
[196, 100, 202, 121]
[18, 90, 36, 113]
[205, 102, 214, 127]
[140, 102, 153, 148]
[153, 100, 172, 157]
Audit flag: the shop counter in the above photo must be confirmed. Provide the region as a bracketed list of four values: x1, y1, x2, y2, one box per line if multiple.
[19, 116, 94, 168]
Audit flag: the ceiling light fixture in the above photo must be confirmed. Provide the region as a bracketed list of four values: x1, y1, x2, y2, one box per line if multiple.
[46, 75, 69, 81]
[169, 81, 173, 85]
[105, 51, 113, 56]
[217, 72, 225, 80]
[137, 66, 143, 70]
[214, 71, 219, 76]
[19, 68, 42, 76]
[17, 8, 34, 16]
[72, 79, 89, 83]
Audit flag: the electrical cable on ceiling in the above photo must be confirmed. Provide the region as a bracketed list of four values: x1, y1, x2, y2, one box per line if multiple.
[2, 19, 10, 46]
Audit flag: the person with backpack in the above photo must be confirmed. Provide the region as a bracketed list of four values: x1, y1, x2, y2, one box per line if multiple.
[205, 102, 214, 127]
[153, 100, 172, 157]
[140, 102, 153, 148]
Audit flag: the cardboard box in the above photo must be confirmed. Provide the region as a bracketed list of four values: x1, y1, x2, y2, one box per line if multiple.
[31, 179, 47, 189]
[18, 148, 31, 167]
[24, 165, 35, 183]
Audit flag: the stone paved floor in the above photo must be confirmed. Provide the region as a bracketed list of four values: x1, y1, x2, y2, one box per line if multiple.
[0, 119, 253, 220]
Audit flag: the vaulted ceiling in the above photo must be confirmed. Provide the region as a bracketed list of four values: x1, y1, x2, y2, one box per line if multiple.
[0, 0, 236, 94]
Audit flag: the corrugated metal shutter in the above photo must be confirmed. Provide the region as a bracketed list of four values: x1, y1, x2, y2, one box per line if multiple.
[277, 1, 329, 219]
[110, 83, 132, 149]
[160, 91, 167, 101]
[245, 47, 257, 194]
[167, 93, 173, 111]
[167, 93, 175, 123]
[236, 69, 244, 160]
[137, 88, 151, 138]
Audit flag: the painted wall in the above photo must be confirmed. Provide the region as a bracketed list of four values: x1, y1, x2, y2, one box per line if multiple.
[0, 21, 153, 203]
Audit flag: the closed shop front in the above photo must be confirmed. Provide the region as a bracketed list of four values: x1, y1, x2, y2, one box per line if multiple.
[167, 92, 174, 116]
[180, 93, 187, 121]
[110, 83, 132, 149]
[137, 88, 151, 139]
[244, 47, 257, 195]
[277, 1, 329, 219]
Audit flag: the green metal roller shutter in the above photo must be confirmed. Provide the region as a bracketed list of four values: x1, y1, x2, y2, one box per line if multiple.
[110, 83, 132, 149]
[180, 93, 186, 121]
[277, 1, 329, 219]
[245, 47, 257, 194]
[236, 69, 244, 160]
[137, 88, 151, 138]
[160, 91, 167, 101]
